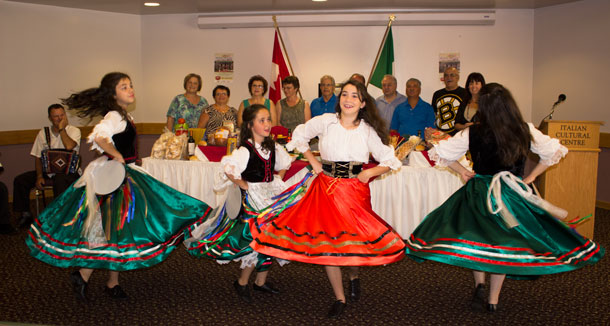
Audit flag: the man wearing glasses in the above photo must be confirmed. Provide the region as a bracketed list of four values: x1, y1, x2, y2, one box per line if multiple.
[310, 75, 337, 118]
[431, 67, 467, 136]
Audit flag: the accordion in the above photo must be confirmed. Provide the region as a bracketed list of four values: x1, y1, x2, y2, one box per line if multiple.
[41, 149, 80, 174]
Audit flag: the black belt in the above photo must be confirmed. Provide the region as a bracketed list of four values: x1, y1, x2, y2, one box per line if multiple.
[321, 160, 363, 178]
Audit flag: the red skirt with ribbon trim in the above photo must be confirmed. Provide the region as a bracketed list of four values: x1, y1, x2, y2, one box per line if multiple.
[250, 173, 405, 266]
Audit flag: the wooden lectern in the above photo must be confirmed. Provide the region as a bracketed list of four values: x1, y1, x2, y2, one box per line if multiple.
[537, 120, 603, 239]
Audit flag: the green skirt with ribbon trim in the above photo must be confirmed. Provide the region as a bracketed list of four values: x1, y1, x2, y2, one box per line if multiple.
[26, 164, 212, 271]
[405, 173, 604, 276]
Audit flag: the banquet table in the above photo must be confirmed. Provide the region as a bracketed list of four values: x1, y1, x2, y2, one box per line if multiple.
[142, 152, 465, 238]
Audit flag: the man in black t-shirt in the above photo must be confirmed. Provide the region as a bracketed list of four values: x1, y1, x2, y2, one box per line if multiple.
[431, 67, 468, 136]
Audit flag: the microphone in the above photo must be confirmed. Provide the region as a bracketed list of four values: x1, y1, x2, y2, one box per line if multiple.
[539, 93, 567, 127]
[554, 94, 566, 105]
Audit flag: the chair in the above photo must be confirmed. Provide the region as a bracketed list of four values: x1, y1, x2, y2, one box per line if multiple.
[30, 180, 54, 217]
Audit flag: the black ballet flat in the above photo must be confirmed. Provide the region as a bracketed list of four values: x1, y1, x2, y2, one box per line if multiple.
[233, 280, 252, 303]
[327, 300, 346, 318]
[105, 285, 128, 299]
[349, 278, 361, 302]
[69, 271, 88, 302]
[470, 284, 486, 312]
[487, 303, 498, 313]
[253, 282, 280, 294]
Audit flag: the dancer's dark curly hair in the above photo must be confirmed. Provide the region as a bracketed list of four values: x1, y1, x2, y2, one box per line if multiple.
[62, 72, 131, 121]
[335, 79, 388, 144]
[477, 82, 531, 166]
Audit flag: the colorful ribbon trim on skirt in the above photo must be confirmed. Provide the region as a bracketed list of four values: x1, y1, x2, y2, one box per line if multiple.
[245, 172, 313, 226]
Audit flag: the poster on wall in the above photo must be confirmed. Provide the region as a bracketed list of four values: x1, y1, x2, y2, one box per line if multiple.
[214, 53, 234, 82]
[439, 52, 460, 81]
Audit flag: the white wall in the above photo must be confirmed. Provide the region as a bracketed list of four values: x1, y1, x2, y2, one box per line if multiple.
[533, 0, 610, 132]
[0, 1, 142, 130]
[0, 2, 550, 130]
[139, 10, 534, 124]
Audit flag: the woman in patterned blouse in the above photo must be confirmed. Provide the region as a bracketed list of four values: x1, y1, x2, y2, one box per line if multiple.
[197, 85, 237, 144]
[165, 73, 208, 131]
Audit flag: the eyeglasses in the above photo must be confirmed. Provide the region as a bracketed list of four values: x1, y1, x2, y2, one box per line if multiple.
[320, 83, 334, 87]
[252, 85, 265, 88]
[444, 73, 458, 77]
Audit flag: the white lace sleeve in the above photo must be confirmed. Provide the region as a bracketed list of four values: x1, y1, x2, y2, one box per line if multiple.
[366, 125, 401, 170]
[429, 128, 470, 167]
[87, 111, 127, 153]
[528, 123, 568, 166]
[220, 146, 250, 180]
[274, 143, 292, 171]
[286, 114, 329, 153]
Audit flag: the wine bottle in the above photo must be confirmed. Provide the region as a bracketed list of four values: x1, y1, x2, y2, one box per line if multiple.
[187, 130, 195, 156]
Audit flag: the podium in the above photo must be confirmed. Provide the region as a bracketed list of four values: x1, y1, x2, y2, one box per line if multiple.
[537, 120, 603, 239]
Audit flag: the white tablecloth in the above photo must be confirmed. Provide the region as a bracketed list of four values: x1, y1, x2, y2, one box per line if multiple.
[369, 166, 464, 238]
[142, 155, 464, 238]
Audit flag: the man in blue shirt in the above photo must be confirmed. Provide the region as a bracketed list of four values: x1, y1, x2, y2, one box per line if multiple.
[390, 78, 435, 138]
[310, 75, 337, 117]
[375, 74, 407, 131]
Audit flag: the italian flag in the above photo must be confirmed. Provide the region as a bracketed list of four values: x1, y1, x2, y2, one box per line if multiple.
[369, 27, 394, 89]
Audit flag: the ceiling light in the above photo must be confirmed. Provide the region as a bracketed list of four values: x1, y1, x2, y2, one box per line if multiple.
[312, 0, 327, 2]
[144, 2, 160, 6]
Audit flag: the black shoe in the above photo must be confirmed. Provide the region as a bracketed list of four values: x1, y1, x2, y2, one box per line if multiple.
[0, 224, 17, 235]
[105, 285, 128, 299]
[487, 303, 498, 313]
[327, 300, 346, 318]
[233, 280, 252, 303]
[253, 282, 280, 294]
[69, 271, 88, 302]
[349, 278, 361, 302]
[470, 284, 485, 312]
[17, 214, 33, 229]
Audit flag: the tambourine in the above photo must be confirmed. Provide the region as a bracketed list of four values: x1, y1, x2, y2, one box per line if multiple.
[225, 183, 242, 220]
[92, 159, 126, 195]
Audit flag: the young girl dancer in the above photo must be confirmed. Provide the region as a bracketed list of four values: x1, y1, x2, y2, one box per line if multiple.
[405, 83, 604, 312]
[250, 80, 405, 318]
[26, 72, 212, 301]
[186, 104, 293, 303]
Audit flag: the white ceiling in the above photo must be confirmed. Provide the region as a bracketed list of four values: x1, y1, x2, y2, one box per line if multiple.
[6, 0, 580, 15]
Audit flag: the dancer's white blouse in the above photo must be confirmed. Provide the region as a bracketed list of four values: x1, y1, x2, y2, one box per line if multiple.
[287, 113, 401, 170]
[87, 111, 131, 154]
[222, 139, 292, 180]
[430, 123, 568, 167]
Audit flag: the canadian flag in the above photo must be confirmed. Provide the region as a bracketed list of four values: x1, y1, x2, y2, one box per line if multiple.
[270, 30, 291, 104]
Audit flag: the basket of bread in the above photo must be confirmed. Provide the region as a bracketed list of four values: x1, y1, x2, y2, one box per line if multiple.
[394, 135, 422, 161]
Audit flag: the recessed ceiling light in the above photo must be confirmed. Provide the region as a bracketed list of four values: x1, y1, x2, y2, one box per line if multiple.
[144, 2, 160, 6]
[312, 0, 327, 2]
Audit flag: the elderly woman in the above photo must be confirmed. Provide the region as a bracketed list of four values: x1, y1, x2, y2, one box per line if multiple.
[237, 75, 277, 127]
[197, 85, 237, 144]
[166, 73, 209, 131]
[455, 72, 486, 131]
[277, 76, 311, 131]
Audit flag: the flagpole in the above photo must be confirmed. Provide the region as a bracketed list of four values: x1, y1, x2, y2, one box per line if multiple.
[272, 15, 302, 99]
[366, 15, 395, 88]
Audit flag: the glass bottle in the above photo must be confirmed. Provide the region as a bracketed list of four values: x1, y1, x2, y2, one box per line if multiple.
[187, 130, 195, 156]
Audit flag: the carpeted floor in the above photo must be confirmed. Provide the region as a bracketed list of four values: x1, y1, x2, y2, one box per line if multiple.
[1, 209, 608, 326]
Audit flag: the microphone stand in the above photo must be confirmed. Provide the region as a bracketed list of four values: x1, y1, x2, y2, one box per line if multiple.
[539, 101, 562, 128]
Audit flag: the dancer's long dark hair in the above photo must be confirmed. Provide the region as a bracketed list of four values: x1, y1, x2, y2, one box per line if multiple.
[62, 72, 131, 121]
[477, 83, 531, 166]
[335, 80, 388, 144]
[239, 104, 275, 153]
